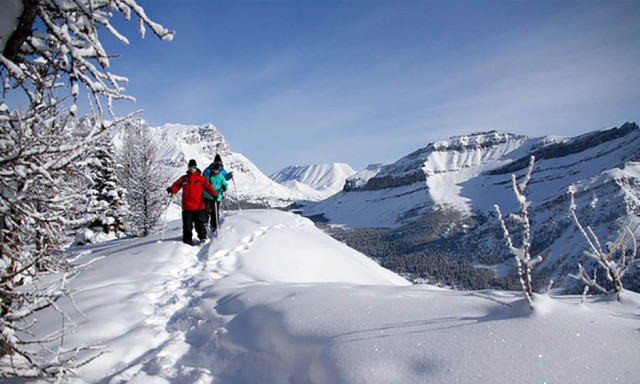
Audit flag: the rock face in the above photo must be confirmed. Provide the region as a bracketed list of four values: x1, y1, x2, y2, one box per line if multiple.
[488, 122, 639, 175]
[303, 122, 640, 293]
[363, 170, 427, 191]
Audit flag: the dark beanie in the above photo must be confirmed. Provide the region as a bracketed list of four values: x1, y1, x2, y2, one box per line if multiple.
[188, 159, 197, 168]
[214, 154, 222, 164]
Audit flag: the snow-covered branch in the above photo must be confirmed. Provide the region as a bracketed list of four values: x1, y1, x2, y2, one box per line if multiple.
[1, 2, 173, 378]
[569, 190, 637, 300]
[2, 0, 174, 120]
[494, 156, 541, 309]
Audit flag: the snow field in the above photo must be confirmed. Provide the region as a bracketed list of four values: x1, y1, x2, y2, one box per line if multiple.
[13, 209, 640, 383]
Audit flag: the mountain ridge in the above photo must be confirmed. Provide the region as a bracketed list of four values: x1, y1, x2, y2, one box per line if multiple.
[303, 123, 639, 224]
[300, 122, 640, 292]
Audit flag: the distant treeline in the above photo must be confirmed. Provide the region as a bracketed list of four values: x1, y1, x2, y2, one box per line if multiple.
[318, 207, 639, 294]
[319, 209, 524, 291]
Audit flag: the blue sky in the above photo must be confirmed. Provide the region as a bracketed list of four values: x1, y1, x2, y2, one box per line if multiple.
[102, 0, 640, 175]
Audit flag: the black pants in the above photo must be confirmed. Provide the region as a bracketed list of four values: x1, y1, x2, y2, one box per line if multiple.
[204, 198, 221, 230]
[182, 209, 206, 244]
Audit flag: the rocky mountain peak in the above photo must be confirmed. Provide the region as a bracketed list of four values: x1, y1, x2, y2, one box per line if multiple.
[429, 131, 527, 153]
[350, 131, 530, 192]
[489, 122, 639, 175]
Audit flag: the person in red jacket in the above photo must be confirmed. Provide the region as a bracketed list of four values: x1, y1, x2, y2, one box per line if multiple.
[167, 159, 218, 245]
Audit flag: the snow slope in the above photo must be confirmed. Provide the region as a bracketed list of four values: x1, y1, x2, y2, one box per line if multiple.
[270, 163, 357, 201]
[14, 209, 640, 383]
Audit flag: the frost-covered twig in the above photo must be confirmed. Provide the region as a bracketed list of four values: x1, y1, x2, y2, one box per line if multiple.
[569, 190, 637, 300]
[1, 246, 106, 378]
[494, 156, 541, 309]
[569, 263, 607, 295]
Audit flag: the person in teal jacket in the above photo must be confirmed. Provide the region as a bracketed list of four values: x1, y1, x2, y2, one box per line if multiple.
[203, 154, 233, 181]
[203, 162, 228, 233]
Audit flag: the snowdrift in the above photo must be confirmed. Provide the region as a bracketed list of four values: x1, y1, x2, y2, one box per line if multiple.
[14, 209, 640, 383]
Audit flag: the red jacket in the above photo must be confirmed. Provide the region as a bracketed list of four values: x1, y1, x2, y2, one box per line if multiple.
[169, 170, 217, 211]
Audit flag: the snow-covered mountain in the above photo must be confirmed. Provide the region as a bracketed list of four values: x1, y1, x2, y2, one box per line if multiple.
[302, 123, 640, 292]
[305, 124, 639, 226]
[304, 131, 533, 227]
[270, 163, 356, 201]
[113, 120, 312, 208]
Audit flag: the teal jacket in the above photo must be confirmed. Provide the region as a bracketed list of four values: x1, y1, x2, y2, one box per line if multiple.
[203, 170, 228, 202]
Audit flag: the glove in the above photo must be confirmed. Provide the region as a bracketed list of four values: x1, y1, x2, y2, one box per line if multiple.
[222, 185, 227, 192]
[226, 172, 233, 181]
[166, 187, 172, 194]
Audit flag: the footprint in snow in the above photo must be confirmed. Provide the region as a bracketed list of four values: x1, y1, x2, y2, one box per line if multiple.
[233, 244, 250, 253]
[213, 250, 228, 259]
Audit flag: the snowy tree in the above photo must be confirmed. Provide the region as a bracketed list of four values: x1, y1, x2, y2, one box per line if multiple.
[494, 156, 542, 309]
[1, 0, 172, 378]
[569, 190, 638, 301]
[117, 122, 168, 237]
[85, 137, 128, 237]
[0, 108, 105, 377]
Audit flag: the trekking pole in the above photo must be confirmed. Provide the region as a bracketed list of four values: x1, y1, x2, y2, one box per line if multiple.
[159, 192, 175, 243]
[221, 195, 229, 221]
[159, 213, 168, 243]
[231, 177, 242, 212]
[214, 200, 221, 238]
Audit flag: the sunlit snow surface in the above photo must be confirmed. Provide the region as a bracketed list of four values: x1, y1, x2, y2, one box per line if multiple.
[17, 209, 640, 383]
[270, 163, 357, 201]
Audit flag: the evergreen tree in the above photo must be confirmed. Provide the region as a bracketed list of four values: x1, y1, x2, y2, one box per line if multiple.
[87, 139, 129, 236]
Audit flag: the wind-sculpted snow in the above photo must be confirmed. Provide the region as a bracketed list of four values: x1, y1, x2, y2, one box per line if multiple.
[13, 209, 640, 383]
